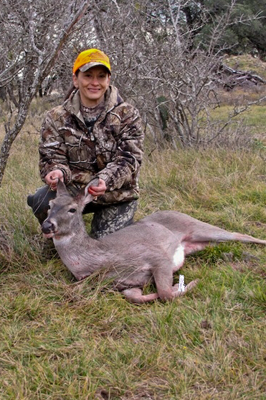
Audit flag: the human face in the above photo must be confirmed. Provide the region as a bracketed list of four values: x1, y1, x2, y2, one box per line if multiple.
[73, 66, 110, 107]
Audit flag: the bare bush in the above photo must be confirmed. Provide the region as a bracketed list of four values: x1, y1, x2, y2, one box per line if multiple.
[88, 0, 265, 148]
[0, 0, 92, 185]
[1, 0, 265, 186]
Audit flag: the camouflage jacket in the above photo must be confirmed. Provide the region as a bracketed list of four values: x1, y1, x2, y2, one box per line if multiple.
[39, 85, 144, 204]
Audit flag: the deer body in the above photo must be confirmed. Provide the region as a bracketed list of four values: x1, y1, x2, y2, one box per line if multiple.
[42, 179, 266, 303]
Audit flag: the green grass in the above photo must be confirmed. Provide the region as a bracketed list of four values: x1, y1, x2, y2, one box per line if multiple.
[0, 100, 266, 399]
[207, 105, 266, 140]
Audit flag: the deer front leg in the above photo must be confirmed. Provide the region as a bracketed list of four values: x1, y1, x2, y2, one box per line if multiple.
[122, 288, 159, 303]
[122, 288, 160, 304]
[122, 279, 199, 303]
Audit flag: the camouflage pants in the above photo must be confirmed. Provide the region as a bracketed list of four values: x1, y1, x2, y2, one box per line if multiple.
[86, 200, 137, 238]
[27, 185, 138, 239]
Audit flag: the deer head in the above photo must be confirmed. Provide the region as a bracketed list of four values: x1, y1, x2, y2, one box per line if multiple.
[41, 178, 99, 239]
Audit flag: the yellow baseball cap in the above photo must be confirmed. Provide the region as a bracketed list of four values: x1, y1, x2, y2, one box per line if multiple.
[73, 48, 111, 75]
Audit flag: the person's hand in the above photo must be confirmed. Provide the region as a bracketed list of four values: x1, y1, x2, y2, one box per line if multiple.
[45, 170, 64, 191]
[88, 178, 107, 197]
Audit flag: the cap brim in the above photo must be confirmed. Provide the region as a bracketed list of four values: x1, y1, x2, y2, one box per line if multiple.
[79, 62, 111, 73]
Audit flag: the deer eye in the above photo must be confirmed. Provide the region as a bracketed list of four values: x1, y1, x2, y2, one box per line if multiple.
[68, 208, 77, 213]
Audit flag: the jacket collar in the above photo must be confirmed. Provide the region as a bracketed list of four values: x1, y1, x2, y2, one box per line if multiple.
[64, 85, 124, 124]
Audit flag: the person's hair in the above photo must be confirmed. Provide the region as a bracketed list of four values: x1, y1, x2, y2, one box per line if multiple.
[64, 70, 79, 101]
[64, 84, 76, 101]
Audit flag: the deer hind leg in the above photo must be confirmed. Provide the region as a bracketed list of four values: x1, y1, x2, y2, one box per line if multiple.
[153, 258, 200, 301]
[154, 271, 199, 301]
[122, 280, 199, 303]
[172, 279, 199, 298]
[121, 262, 176, 303]
[153, 263, 180, 301]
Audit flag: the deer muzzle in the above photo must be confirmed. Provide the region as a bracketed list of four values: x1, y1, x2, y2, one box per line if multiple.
[41, 219, 57, 238]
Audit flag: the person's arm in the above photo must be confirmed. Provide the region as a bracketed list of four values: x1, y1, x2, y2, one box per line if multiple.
[96, 105, 144, 191]
[39, 109, 72, 185]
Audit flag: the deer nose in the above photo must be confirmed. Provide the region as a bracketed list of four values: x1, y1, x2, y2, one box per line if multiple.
[42, 220, 55, 234]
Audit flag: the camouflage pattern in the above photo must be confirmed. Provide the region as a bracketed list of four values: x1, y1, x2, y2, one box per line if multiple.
[39, 85, 144, 205]
[89, 200, 138, 239]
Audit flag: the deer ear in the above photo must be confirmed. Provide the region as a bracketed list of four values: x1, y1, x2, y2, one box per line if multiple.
[86, 177, 99, 190]
[83, 178, 100, 205]
[56, 179, 68, 196]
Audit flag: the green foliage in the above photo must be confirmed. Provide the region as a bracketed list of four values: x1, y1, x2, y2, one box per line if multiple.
[190, 0, 266, 57]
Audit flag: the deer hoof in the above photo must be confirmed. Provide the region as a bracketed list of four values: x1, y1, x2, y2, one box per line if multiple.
[172, 279, 199, 297]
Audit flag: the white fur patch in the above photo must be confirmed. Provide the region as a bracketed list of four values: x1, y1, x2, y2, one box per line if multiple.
[173, 244, 185, 268]
[53, 233, 74, 245]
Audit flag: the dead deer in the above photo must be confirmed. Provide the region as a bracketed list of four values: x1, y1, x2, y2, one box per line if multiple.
[41, 178, 266, 303]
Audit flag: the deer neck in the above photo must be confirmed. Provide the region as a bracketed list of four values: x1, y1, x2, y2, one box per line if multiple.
[52, 228, 110, 280]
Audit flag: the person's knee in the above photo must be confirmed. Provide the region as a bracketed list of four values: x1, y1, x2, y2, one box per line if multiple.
[90, 200, 138, 238]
